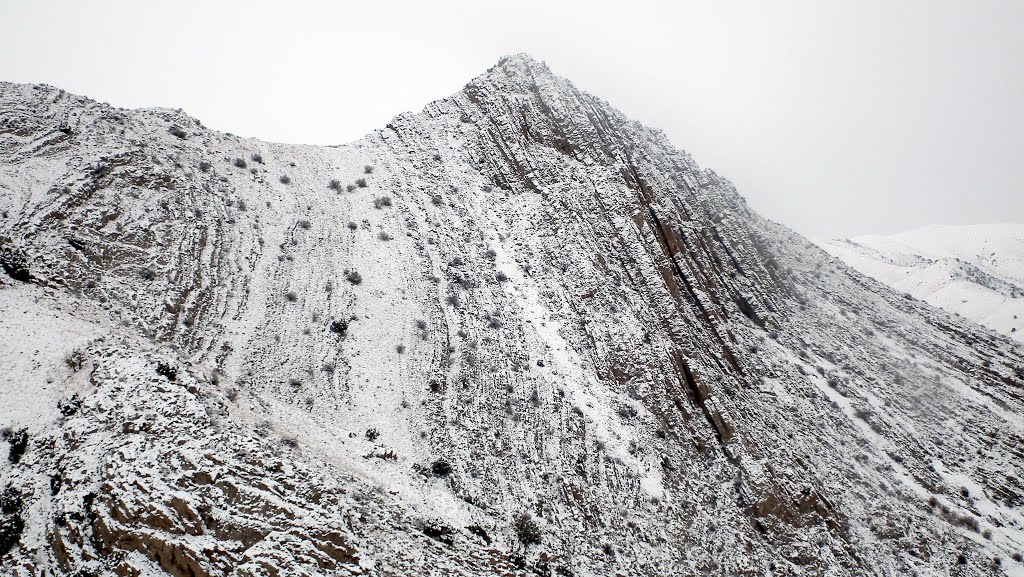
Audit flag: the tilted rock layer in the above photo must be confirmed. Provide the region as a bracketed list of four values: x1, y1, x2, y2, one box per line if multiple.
[1, 55, 1023, 576]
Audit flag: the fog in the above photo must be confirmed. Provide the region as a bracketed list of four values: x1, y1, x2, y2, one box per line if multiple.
[3, 0, 1021, 237]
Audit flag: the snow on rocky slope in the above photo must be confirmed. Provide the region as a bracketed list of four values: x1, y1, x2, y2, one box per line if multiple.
[1, 55, 1023, 576]
[818, 224, 1024, 341]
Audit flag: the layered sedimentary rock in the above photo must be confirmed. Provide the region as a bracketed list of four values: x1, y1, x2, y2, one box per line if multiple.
[1, 55, 1022, 576]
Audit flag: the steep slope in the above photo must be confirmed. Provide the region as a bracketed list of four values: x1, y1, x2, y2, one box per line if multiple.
[818, 224, 1024, 341]
[1, 55, 1023, 577]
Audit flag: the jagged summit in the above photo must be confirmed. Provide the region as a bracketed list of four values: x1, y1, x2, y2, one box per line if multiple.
[492, 52, 552, 72]
[1, 59, 1023, 576]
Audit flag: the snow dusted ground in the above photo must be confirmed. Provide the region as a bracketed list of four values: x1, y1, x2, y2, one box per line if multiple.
[2, 56, 1024, 576]
[0, 285, 104, 429]
[817, 224, 1024, 341]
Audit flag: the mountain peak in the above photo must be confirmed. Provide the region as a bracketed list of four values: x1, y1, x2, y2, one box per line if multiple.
[1, 61, 1023, 577]
[496, 52, 548, 68]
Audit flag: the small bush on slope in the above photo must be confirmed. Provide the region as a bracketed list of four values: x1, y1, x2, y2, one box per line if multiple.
[513, 514, 542, 545]
[430, 459, 452, 477]
[0, 239, 31, 283]
[2, 428, 29, 464]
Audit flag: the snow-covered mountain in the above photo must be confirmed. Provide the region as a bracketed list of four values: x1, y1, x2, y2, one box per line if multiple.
[1, 55, 1023, 576]
[818, 224, 1024, 341]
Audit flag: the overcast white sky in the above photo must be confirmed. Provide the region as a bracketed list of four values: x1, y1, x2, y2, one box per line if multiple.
[3, 0, 1022, 238]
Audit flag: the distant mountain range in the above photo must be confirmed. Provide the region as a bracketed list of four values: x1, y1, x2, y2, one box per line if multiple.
[817, 224, 1024, 341]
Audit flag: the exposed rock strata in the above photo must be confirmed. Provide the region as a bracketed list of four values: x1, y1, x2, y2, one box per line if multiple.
[1, 55, 1022, 576]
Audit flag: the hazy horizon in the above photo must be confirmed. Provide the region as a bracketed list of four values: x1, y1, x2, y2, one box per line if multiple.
[3, 0, 1021, 239]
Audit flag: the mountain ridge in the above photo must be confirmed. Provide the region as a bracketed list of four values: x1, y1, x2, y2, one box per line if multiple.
[1, 56, 1023, 576]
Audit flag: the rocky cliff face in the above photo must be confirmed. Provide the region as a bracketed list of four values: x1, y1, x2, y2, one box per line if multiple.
[1, 55, 1023, 577]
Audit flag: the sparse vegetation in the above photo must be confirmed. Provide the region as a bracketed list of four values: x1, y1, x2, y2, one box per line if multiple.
[467, 524, 491, 545]
[285, 291, 299, 302]
[378, 231, 392, 241]
[1, 486, 22, 514]
[396, 344, 406, 354]
[0, 490, 24, 556]
[347, 221, 358, 231]
[617, 405, 638, 419]
[156, 362, 177, 382]
[58, 394, 82, 416]
[927, 495, 983, 532]
[251, 153, 263, 164]
[168, 126, 187, 139]
[297, 219, 311, 230]
[345, 270, 363, 284]
[356, 178, 367, 188]
[329, 179, 342, 191]
[233, 157, 247, 169]
[3, 427, 28, 464]
[198, 161, 212, 173]
[364, 165, 374, 174]
[330, 319, 348, 335]
[346, 184, 357, 192]
[431, 459, 452, 477]
[64, 350, 85, 372]
[421, 519, 454, 545]
[373, 196, 393, 209]
[0, 239, 31, 282]
[279, 175, 291, 185]
[365, 428, 380, 441]
[513, 513, 542, 545]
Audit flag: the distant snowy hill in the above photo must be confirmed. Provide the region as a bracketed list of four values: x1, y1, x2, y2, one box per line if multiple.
[817, 224, 1024, 341]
